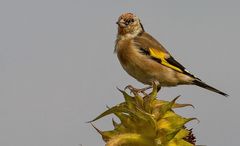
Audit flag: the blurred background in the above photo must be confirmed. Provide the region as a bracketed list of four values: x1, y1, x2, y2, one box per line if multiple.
[0, 0, 239, 146]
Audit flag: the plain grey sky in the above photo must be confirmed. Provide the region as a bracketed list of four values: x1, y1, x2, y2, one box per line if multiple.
[0, 0, 239, 146]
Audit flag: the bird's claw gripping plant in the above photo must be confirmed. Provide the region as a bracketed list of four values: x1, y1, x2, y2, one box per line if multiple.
[89, 83, 198, 146]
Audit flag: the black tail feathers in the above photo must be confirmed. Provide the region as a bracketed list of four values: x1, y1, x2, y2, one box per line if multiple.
[193, 79, 229, 97]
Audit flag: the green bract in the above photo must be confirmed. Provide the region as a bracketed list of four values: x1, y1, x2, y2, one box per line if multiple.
[90, 84, 197, 146]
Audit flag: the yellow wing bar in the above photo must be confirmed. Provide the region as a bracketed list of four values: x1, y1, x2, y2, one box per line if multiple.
[149, 48, 183, 73]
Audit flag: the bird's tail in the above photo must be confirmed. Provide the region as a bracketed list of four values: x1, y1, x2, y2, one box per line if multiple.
[193, 79, 229, 97]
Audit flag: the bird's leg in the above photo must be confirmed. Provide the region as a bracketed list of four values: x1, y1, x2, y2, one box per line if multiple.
[124, 85, 152, 95]
[157, 85, 161, 92]
[151, 80, 161, 92]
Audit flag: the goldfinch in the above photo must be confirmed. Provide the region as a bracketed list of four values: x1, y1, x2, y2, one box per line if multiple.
[114, 13, 228, 97]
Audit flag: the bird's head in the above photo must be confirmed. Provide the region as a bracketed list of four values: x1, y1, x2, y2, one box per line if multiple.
[116, 13, 144, 39]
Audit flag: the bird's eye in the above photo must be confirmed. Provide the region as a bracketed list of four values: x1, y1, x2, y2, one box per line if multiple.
[125, 20, 130, 25]
[125, 19, 134, 25]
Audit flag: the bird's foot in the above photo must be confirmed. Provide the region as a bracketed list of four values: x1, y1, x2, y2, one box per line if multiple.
[151, 81, 161, 92]
[124, 85, 152, 96]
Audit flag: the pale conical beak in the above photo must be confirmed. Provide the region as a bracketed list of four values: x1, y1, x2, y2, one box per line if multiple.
[116, 20, 126, 27]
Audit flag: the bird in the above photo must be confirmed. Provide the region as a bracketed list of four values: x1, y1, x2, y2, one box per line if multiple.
[114, 12, 228, 97]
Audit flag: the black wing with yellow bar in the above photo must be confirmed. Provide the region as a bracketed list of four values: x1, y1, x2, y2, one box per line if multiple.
[140, 47, 195, 78]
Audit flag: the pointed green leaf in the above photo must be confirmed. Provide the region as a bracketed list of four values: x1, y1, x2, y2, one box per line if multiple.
[165, 129, 182, 142]
[117, 88, 135, 109]
[154, 96, 180, 120]
[149, 81, 158, 100]
[143, 83, 158, 113]
[106, 133, 154, 146]
[166, 139, 194, 146]
[112, 118, 119, 128]
[157, 111, 190, 134]
[134, 107, 156, 128]
[88, 103, 127, 122]
[154, 100, 194, 109]
[172, 103, 195, 109]
[101, 130, 120, 142]
[113, 112, 138, 131]
[134, 94, 144, 108]
[174, 129, 190, 140]
[90, 123, 103, 135]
